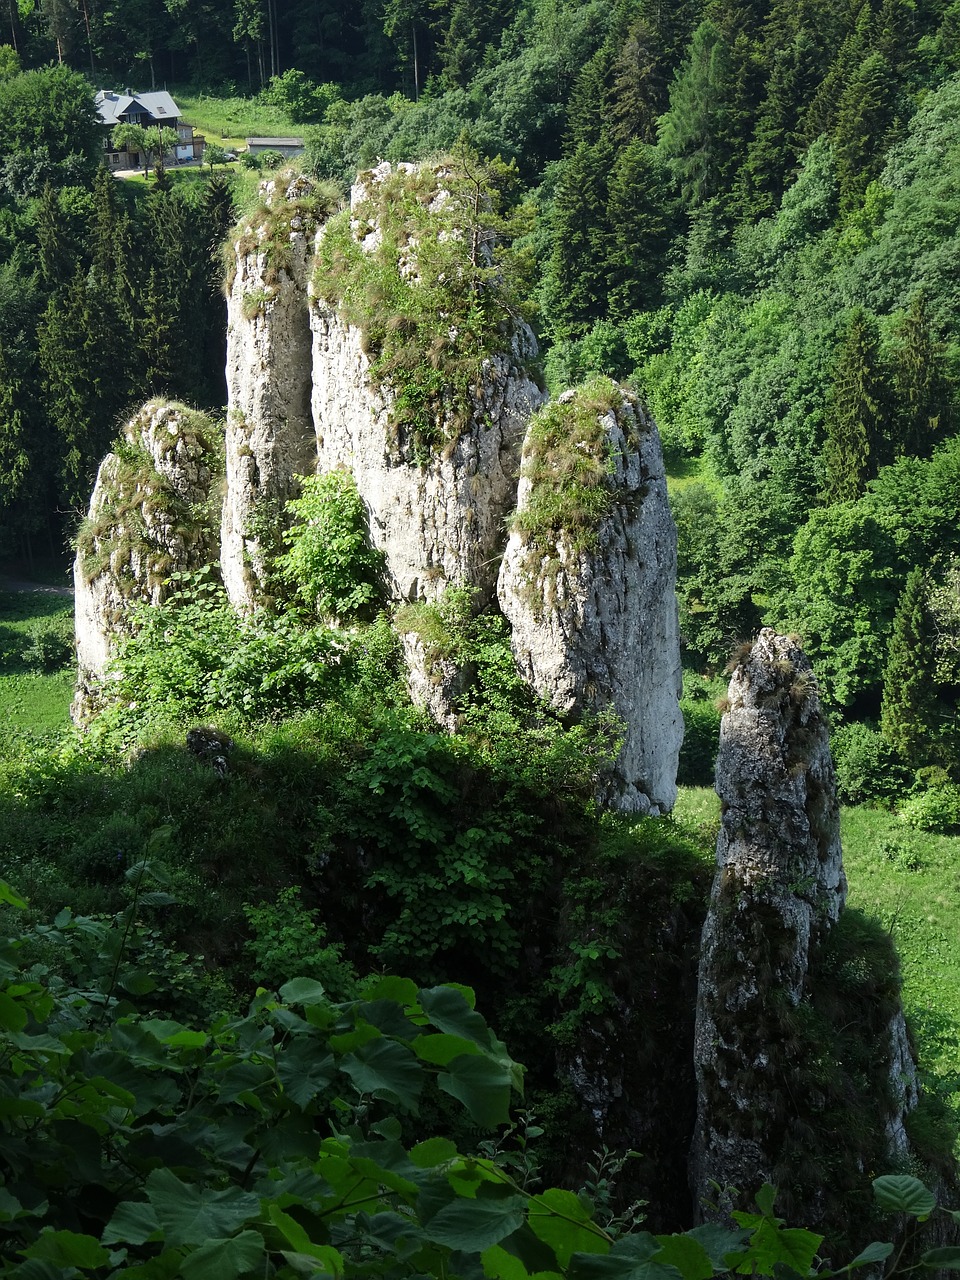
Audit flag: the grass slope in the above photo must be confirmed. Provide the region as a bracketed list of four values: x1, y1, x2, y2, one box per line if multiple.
[0, 590, 75, 739]
[172, 91, 300, 151]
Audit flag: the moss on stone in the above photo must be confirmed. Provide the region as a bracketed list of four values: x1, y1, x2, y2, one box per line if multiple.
[312, 154, 534, 465]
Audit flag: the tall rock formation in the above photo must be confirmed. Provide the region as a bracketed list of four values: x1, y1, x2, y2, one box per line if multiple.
[497, 381, 682, 814]
[691, 629, 917, 1221]
[309, 161, 547, 605]
[221, 173, 331, 610]
[72, 400, 222, 719]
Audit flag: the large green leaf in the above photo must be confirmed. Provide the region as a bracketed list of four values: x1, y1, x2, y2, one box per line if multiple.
[180, 1231, 265, 1280]
[847, 1242, 894, 1268]
[419, 986, 499, 1052]
[422, 1194, 527, 1250]
[729, 1220, 822, 1276]
[340, 1037, 423, 1111]
[0, 990, 27, 1032]
[410, 1137, 459, 1169]
[277, 1041, 335, 1107]
[528, 1189, 608, 1267]
[280, 977, 330, 1007]
[921, 1249, 960, 1270]
[438, 1054, 512, 1128]
[653, 1235, 716, 1280]
[873, 1175, 937, 1218]
[413, 1033, 480, 1066]
[0, 880, 27, 908]
[569, 1233, 674, 1280]
[22, 1229, 110, 1268]
[144, 1168, 261, 1247]
[102, 1200, 162, 1246]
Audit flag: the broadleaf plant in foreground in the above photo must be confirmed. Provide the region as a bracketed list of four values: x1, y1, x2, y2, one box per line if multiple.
[0, 872, 955, 1279]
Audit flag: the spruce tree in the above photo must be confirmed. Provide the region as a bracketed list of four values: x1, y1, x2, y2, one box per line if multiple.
[610, 15, 669, 144]
[821, 309, 888, 504]
[658, 20, 744, 209]
[800, 1, 873, 143]
[833, 50, 897, 216]
[36, 182, 73, 287]
[881, 566, 937, 766]
[890, 292, 953, 459]
[0, 338, 30, 514]
[606, 139, 675, 318]
[735, 30, 822, 220]
[541, 139, 615, 343]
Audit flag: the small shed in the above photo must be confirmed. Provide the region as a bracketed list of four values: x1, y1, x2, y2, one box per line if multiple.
[246, 137, 305, 158]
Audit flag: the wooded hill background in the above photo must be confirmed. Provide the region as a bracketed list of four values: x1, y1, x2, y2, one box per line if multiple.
[2, 0, 960, 791]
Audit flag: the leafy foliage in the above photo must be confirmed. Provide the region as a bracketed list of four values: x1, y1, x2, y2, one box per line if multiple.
[277, 471, 386, 622]
[2, 874, 959, 1280]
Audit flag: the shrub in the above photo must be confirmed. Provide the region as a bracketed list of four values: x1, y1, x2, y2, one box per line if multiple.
[678, 697, 721, 786]
[277, 470, 386, 622]
[243, 885, 358, 998]
[898, 783, 960, 833]
[830, 721, 910, 806]
[21, 613, 74, 672]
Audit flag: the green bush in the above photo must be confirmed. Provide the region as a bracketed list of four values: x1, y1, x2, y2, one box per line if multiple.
[830, 721, 910, 806]
[21, 613, 74, 672]
[277, 471, 386, 622]
[898, 783, 960, 833]
[243, 885, 358, 998]
[677, 698, 721, 786]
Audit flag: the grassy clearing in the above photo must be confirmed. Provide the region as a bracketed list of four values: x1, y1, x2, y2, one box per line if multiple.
[172, 91, 300, 150]
[674, 784, 960, 1148]
[0, 591, 75, 742]
[840, 804, 960, 1147]
[664, 451, 723, 497]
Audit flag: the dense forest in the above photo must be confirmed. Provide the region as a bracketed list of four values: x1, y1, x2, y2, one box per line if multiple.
[2, 0, 960, 1274]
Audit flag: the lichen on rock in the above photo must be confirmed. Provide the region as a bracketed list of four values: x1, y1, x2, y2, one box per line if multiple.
[72, 399, 222, 721]
[221, 171, 338, 611]
[496, 379, 682, 814]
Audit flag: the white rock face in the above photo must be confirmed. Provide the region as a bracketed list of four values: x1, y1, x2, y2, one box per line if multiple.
[399, 630, 474, 731]
[72, 400, 221, 720]
[496, 387, 682, 814]
[221, 173, 319, 610]
[309, 160, 546, 605]
[310, 305, 544, 604]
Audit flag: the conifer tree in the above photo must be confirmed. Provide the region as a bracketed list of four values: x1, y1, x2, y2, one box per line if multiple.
[833, 50, 897, 216]
[658, 20, 744, 209]
[800, 2, 873, 143]
[890, 293, 953, 459]
[606, 139, 675, 317]
[36, 182, 73, 287]
[541, 139, 615, 342]
[736, 30, 822, 219]
[881, 566, 937, 766]
[821, 309, 888, 504]
[0, 338, 31, 515]
[38, 271, 114, 512]
[565, 43, 615, 150]
[610, 14, 669, 144]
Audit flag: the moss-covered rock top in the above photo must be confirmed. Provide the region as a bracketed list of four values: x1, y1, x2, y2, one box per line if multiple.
[311, 153, 535, 462]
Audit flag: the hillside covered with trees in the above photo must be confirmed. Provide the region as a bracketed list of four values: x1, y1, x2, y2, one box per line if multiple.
[2, 0, 960, 1272]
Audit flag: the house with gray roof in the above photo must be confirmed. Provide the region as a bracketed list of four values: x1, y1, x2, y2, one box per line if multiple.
[95, 90, 203, 170]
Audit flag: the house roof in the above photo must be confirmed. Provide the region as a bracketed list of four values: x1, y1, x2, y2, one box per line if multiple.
[246, 137, 305, 148]
[96, 90, 181, 128]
